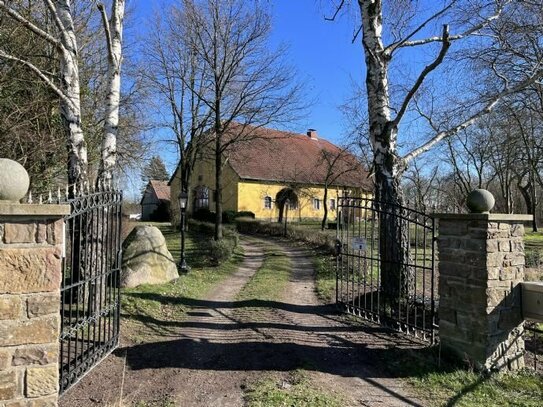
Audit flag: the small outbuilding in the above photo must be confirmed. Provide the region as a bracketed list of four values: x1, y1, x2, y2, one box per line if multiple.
[141, 180, 171, 221]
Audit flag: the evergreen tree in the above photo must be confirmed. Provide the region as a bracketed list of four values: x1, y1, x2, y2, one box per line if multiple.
[141, 156, 169, 183]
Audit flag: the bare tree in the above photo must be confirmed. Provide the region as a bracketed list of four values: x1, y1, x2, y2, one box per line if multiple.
[317, 145, 363, 230]
[141, 5, 213, 227]
[183, 0, 305, 240]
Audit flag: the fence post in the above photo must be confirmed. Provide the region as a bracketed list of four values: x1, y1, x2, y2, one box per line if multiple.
[436, 190, 532, 372]
[0, 159, 70, 406]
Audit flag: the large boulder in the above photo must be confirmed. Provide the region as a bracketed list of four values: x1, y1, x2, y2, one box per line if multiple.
[121, 225, 179, 288]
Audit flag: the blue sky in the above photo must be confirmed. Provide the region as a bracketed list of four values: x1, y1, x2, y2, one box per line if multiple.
[130, 0, 365, 166]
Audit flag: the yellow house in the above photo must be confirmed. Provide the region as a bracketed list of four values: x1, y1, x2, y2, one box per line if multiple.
[169, 125, 372, 225]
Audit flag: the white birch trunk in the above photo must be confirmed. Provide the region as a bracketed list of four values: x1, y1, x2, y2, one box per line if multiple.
[98, 0, 125, 183]
[358, 1, 410, 304]
[358, 0, 402, 205]
[56, 0, 88, 188]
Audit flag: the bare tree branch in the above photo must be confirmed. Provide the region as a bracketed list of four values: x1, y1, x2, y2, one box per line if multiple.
[385, 1, 457, 56]
[324, 0, 345, 21]
[0, 49, 74, 110]
[398, 1, 509, 48]
[402, 68, 543, 164]
[392, 25, 450, 127]
[0, 1, 62, 48]
[97, 3, 113, 61]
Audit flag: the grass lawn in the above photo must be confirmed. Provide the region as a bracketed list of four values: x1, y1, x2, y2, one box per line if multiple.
[234, 239, 346, 407]
[235, 240, 292, 303]
[383, 347, 543, 407]
[121, 223, 244, 342]
[245, 369, 345, 407]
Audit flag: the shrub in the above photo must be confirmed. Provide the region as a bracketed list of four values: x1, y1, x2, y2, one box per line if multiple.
[222, 210, 237, 224]
[209, 238, 236, 265]
[236, 211, 255, 219]
[235, 218, 336, 254]
[526, 249, 542, 268]
[193, 208, 215, 223]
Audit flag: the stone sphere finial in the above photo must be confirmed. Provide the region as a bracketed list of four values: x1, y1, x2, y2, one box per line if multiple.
[466, 189, 495, 214]
[0, 159, 30, 202]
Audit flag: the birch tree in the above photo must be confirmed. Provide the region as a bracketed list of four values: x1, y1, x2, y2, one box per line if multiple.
[0, 0, 125, 188]
[329, 0, 543, 301]
[96, 0, 125, 184]
[330, 0, 543, 204]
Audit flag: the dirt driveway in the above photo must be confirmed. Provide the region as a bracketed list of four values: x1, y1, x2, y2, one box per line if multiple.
[60, 237, 425, 407]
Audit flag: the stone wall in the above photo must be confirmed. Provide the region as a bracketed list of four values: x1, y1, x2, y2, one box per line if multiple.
[437, 213, 531, 371]
[0, 204, 69, 407]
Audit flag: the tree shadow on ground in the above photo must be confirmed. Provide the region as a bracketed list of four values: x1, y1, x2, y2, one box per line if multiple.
[118, 292, 472, 406]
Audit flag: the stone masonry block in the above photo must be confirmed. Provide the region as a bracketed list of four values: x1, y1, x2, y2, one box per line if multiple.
[46, 220, 63, 245]
[26, 365, 58, 398]
[0, 370, 18, 401]
[36, 223, 47, 244]
[0, 296, 23, 320]
[26, 295, 59, 318]
[486, 288, 511, 307]
[3, 222, 37, 244]
[0, 317, 58, 347]
[0, 247, 62, 294]
[27, 395, 57, 407]
[498, 240, 511, 252]
[510, 224, 524, 237]
[0, 349, 10, 369]
[439, 220, 468, 235]
[486, 240, 499, 253]
[12, 345, 58, 367]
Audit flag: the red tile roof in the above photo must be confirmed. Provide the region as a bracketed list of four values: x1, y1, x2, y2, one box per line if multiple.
[149, 180, 171, 202]
[224, 124, 372, 190]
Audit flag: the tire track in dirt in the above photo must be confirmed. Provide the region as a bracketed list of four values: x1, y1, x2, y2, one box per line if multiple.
[60, 236, 425, 407]
[60, 237, 266, 407]
[270, 240, 425, 407]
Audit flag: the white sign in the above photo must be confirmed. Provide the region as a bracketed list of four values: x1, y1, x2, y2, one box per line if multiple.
[351, 237, 367, 251]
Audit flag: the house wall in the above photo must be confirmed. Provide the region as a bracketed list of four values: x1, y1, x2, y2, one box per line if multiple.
[170, 157, 239, 227]
[141, 187, 158, 221]
[237, 180, 368, 221]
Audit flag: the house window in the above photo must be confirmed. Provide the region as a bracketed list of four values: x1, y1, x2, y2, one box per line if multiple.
[330, 199, 336, 211]
[313, 198, 320, 210]
[194, 186, 209, 210]
[264, 196, 272, 209]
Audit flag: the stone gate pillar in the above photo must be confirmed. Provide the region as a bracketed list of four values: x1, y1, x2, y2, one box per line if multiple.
[436, 205, 532, 371]
[0, 159, 70, 406]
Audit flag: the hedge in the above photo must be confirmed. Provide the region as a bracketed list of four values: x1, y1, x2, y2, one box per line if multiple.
[235, 218, 336, 254]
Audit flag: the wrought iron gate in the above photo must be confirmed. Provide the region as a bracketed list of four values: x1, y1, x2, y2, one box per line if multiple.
[335, 197, 437, 343]
[59, 187, 122, 394]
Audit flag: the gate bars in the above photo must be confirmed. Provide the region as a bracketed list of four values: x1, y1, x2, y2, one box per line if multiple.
[59, 188, 122, 394]
[336, 197, 438, 343]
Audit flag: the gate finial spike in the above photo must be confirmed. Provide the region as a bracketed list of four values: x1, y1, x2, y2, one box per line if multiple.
[47, 190, 53, 204]
[57, 187, 61, 203]
[28, 191, 33, 204]
[39, 194, 43, 205]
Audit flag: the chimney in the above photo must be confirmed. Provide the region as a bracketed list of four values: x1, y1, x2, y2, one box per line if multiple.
[307, 129, 318, 140]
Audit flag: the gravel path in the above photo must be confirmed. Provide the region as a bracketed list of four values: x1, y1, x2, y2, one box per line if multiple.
[60, 236, 425, 407]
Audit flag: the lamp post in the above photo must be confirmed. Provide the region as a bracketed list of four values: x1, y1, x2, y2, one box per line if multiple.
[178, 191, 189, 272]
